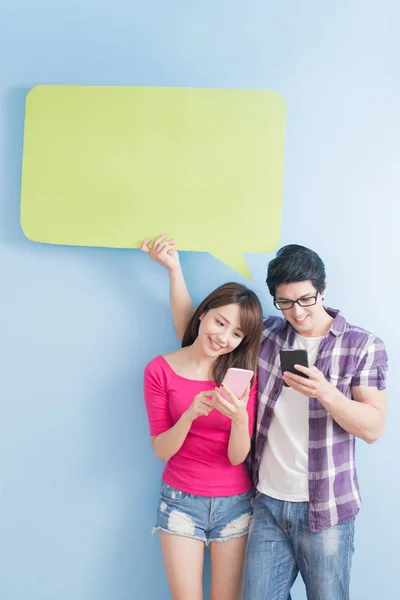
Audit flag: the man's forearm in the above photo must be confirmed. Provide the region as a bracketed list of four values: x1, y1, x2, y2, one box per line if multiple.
[169, 267, 195, 341]
[283, 366, 387, 445]
[319, 389, 386, 444]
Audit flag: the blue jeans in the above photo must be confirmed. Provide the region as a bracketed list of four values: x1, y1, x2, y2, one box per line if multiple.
[242, 493, 355, 600]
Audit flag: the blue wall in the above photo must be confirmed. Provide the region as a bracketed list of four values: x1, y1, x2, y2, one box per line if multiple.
[1, 2, 398, 598]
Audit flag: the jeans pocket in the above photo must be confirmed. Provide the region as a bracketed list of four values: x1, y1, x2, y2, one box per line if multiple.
[160, 481, 188, 503]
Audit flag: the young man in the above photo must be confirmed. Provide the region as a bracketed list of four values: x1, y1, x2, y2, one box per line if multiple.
[141, 236, 388, 600]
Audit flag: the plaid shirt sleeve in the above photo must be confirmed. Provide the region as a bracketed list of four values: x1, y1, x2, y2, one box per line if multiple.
[351, 336, 388, 390]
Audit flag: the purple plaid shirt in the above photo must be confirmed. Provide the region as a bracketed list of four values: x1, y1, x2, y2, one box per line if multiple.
[254, 307, 388, 532]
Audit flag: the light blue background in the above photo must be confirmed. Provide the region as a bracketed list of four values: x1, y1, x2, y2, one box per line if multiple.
[1, 2, 399, 599]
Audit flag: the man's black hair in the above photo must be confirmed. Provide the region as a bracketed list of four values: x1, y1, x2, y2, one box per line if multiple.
[266, 244, 326, 298]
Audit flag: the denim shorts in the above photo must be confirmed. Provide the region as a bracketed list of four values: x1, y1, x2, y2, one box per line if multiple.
[153, 480, 254, 546]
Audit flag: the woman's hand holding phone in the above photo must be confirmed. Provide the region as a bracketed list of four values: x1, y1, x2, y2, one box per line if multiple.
[214, 383, 250, 425]
[213, 367, 253, 424]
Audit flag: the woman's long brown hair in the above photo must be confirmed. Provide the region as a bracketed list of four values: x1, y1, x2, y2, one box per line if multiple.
[181, 282, 263, 385]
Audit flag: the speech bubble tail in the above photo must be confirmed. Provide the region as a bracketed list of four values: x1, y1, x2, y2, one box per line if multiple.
[209, 250, 253, 280]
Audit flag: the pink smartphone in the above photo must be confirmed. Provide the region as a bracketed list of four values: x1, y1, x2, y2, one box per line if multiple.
[218, 367, 254, 402]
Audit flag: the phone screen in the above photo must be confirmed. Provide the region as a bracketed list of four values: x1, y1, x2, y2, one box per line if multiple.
[219, 368, 254, 401]
[279, 349, 309, 387]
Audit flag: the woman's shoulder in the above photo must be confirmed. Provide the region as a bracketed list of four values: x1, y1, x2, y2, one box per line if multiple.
[145, 350, 186, 379]
[144, 356, 175, 394]
[145, 355, 162, 367]
[163, 348, 185, 362]
[144, 355, 168, 377]
[162, 347, 191, 368]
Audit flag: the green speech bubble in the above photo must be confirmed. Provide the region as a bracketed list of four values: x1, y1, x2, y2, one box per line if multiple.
[21, 85, 286, 278]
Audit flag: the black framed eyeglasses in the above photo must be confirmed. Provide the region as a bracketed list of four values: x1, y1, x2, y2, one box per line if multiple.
[273, 292, 319, 311]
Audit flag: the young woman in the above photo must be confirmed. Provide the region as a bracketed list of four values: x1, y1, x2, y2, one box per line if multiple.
[142, 238, 263, 600]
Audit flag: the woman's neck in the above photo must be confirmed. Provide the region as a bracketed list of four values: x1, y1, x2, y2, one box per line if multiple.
[186, 342, 215, 372]
[167, 342, 216, 380]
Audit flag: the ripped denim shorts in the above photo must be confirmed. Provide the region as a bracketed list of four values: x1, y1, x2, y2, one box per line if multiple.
[153, 480, 254, 546]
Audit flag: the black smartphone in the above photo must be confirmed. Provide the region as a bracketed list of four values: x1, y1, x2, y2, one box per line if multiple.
[279, 349, 309, 387]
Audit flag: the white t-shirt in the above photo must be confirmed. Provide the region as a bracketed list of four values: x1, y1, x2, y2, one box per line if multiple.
[257, 333, 323, 502]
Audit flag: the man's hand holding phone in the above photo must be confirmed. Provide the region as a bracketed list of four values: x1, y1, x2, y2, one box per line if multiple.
[280, 349, 337, 401]
[283, 365, 336, 402]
